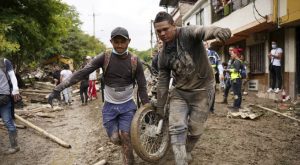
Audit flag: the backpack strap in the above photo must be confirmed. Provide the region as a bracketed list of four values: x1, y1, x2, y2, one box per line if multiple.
[0, 58, 6, 73]
[0, 58, 12, 92]
[130, 54, 138, 80]
[102, 50, 112, 76]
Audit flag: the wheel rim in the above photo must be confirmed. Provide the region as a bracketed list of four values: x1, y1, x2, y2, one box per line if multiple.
[138, 109, 169, 158]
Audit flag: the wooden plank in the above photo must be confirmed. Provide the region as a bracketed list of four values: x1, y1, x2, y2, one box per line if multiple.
[15, 114, 71, 148]
[253, 105, 300, 123]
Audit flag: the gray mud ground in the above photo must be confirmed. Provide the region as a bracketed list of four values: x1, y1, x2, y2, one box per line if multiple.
[1, 91, 299, 165]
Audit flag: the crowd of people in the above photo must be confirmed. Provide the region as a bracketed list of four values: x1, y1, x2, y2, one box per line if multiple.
[1, 10, 284, 165]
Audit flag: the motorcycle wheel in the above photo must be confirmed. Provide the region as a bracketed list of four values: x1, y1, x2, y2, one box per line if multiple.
[131, 106, 169, 163]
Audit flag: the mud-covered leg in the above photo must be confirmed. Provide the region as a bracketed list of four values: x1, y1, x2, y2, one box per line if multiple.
[120, 131, 134, 165]
[109, 131, 121, 146]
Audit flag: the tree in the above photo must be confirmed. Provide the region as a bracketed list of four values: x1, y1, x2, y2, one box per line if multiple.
[129, 48, 152, 63]
[0, 0, 74, 71]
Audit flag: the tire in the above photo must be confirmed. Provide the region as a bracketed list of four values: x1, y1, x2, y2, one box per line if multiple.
[131, 106, 169, 163]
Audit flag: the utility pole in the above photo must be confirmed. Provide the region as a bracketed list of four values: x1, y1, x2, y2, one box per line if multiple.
[93, 12, 95, 37]
[150, 20, 154, 57]
[89, 11, 100, 37]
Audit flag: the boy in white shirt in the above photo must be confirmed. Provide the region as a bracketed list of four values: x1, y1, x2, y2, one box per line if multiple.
[60, 64, 73, 105]
[267, 41, 283, 93]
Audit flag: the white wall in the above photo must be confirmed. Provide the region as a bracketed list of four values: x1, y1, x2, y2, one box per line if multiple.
[212, 0, 273, 31]
[284, 28, 296, 72]
[279, 0, 287, 17]
[182, 0, 210, 26]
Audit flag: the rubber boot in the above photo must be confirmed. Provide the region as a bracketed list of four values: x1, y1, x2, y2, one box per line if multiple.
[220, 97, 228, 104]
[5, 131, 20, 154]
[172, 144, 188, 165]
[120, 131, 134, 165]
[186, 135, 200, 163]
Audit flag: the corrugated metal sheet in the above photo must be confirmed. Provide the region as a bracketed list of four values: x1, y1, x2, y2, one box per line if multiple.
[159, 0, 179, 7]
[159, 0, 197, 7]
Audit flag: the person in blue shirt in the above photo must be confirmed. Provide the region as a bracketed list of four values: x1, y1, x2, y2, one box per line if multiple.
[205, 42, 224, 113]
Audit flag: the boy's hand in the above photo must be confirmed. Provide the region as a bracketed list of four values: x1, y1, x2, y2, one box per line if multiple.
[48, 90, 60, 107]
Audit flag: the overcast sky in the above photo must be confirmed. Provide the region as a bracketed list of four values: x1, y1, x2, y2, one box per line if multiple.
[62, 0, 165, 51]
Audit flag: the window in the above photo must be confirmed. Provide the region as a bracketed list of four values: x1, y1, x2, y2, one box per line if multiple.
[249, 43, 265, 74]
[196, 9, 204, 25]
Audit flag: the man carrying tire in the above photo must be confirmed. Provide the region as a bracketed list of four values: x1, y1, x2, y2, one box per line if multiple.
[48, 27, 149, 165]
[153, 11, 231, 165]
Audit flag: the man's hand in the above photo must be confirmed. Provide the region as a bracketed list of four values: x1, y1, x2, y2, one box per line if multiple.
[156, 107, 165, 117]
[215, 28, 231, 43]
[13, 94, 22, 103]
[143, 103, 152, 109]
[48, 90, 60, 107]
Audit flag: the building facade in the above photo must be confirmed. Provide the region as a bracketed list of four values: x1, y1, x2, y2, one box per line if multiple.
[160, 0, 300, 100]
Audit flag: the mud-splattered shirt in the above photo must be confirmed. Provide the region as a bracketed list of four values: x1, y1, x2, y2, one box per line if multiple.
[54, 52, 149, 105]
[157, 26, 224, 109]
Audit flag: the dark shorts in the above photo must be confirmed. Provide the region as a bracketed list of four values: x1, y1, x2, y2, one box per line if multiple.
[102, 100, 137, 137]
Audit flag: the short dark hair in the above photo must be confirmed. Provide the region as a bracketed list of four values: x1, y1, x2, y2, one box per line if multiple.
[154, 11, 174, 24]
[63, 64, 69, 69]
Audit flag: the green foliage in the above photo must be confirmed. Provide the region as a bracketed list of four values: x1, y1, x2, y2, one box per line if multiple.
[59, 29, 106, 68]
[129, 47, 152, 63]
[0, 0, 106, 71]
[0, 0, 73, 70]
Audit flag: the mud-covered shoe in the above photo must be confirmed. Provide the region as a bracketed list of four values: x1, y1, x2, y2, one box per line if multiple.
[5, 146, 20, 155]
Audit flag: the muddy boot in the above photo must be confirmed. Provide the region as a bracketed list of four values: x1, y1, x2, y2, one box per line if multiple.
[220, 97, 228, 104]
[5, 131, 20, 154]
[120, 131, 134, 165]
[172, 144, 188, 165]
[186, 135, 200, 163]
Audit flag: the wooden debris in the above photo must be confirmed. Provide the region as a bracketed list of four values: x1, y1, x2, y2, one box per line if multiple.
[33, 82, 55, 91]
[15, 114, 71, 148]
[35, 112, 55, 118]
[227, 107, 262, 120]
[15, 124, 27, 129]
[253, 105, 300, 123]
[93, 160, 107, 165]
[21, 89, 51, 94]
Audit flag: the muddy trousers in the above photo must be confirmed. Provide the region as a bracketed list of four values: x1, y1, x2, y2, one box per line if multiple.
[168, 88, 214, 165]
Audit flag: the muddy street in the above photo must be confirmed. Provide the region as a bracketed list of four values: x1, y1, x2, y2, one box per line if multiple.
[0, 91, 300, 165]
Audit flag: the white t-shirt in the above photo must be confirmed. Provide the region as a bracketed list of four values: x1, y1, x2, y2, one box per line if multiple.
[89, 71, 97, 80]
[270, 47, 283, 66]
[60, 69, 72, 82]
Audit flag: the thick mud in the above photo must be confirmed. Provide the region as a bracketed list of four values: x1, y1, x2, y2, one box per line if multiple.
[0, 91, 299, 165]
